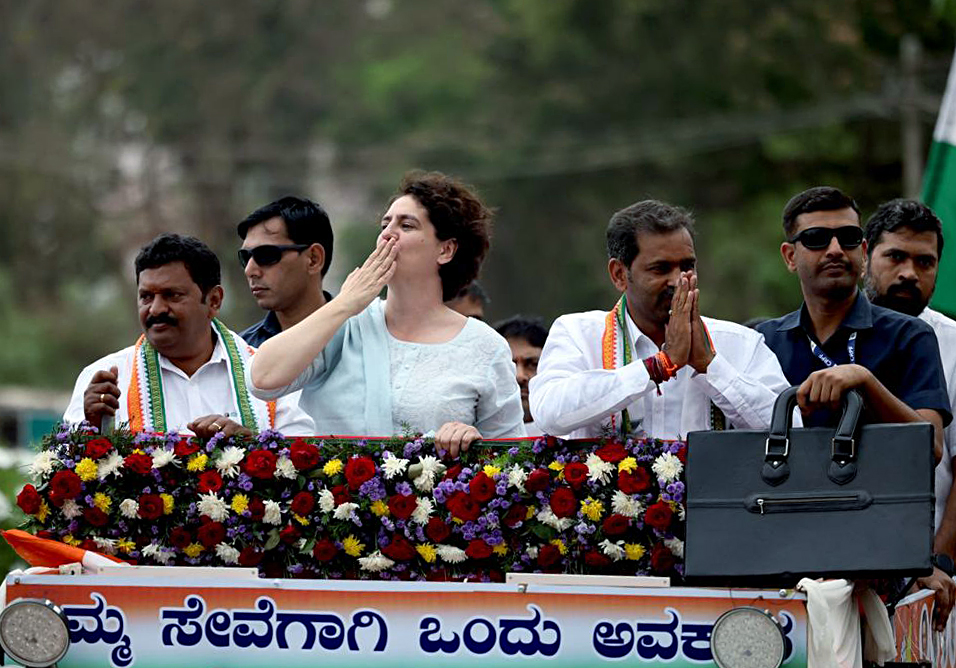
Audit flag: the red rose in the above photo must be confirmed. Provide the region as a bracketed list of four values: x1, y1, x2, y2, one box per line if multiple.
[387, 493, 417, 520]
[80, 539, 98, 552]
[49, 470, 82, 501]
[426, 518, 452, 543]
[563, 462, 589, 490]
[650, 542, 677, 573]
[174, 438, 201, 458]
[469, 472, 496, 503]
[244, 450, 277, 479]
[549, 486, 577, 518]
[138, 493, 164, 520]
[382, 534, 416, 561]
[238, 546, 264, 567]
[595, 442, 627, 463]
[291, 492, 315, 516]
[585, 551, 612, 567]
[84, 438, 113, 459]
[124, 453, 153, 476]
[279, 524, 300, 545]
[197, 521, 226, 548]
[262, 559, 284, 579]
[443, 464, 463, 481]
[247, 497, 265, 521]
[537, 544, 562, 568]
[525, 468, 551, 493]
[619, 468, 651, 494]
[344, 456, 376, 490]
[169, 527, 192, 549]
[465, 539, 493, 560]
[16, 484, 41, 514]
[332, 485, 351, 505]
[503, 503, 528, 528]
[602, 513, 630, 536]
[83, 506, 109, 527]
[645, 502, 674, 531]
[197, 470, 223, 493]
[545, 436, 559, 448]
[446, 491, 481, 522]
[675, 444, 687, 464]
[312, 538, 338, 562]
[290, 439, 321, 470]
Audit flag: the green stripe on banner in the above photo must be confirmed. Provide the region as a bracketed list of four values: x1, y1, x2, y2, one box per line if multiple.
[923, 140, 956, 316]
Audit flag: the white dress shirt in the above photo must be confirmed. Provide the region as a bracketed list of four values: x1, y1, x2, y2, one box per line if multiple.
[921, 307, 956, 532]
[529, 309, 792, 440]
[64, 326, 314, 436]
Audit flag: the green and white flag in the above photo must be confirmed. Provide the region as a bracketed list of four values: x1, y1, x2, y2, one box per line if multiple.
[923, 48, 956, 315]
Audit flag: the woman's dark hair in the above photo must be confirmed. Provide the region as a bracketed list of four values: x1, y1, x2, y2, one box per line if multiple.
[395, 171, 492, 301]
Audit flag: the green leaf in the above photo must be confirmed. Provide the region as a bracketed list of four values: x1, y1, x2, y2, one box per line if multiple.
[264, 529, 280, 551]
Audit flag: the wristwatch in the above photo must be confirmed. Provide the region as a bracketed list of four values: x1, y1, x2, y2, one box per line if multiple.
[933, 553, 955, 576]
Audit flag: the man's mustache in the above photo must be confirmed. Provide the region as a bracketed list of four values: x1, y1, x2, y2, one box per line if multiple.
[146, 314, 178, 328]
[887, 283, 920, 299]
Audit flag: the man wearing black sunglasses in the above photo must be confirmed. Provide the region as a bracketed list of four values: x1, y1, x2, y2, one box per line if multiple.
[237, 196, 334, 347]
[757, 187, 950, 464]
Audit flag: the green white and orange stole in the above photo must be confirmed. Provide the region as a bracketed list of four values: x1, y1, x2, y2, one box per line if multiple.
[601, 295, 635, 437]
[127, 319, 276, 433]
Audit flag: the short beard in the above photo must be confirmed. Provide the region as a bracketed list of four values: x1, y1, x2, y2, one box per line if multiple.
[864, 280, 927, 317]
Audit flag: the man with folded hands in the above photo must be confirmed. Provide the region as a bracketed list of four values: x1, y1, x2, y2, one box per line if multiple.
[64, 233, 314, 438]
[529, 199, 791, 440]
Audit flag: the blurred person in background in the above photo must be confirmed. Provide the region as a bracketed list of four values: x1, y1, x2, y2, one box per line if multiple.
[249, 172, 524, 455]
[495, 315, 548, 436]
[64, 234, 314, 438]
[446, 280, 489, 320]
[237, 196, 334, 347]
[530, 200, 790, 439]
[863, 198, 956, 627]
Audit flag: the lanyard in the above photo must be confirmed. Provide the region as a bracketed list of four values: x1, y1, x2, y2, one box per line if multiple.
[807, 331, 856, 368]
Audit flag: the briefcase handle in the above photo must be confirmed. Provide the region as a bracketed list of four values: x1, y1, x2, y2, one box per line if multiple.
[762, 387, 864, 486]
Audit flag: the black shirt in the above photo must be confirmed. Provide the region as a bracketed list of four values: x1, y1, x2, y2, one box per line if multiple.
[239, 290, 334, 348]
[756, 292, 952, 428]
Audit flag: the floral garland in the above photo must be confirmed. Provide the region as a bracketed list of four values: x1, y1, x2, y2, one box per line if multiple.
[14, 423, 686, 582]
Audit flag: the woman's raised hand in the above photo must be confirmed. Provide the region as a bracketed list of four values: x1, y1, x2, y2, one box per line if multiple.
[337, 237, 398, 316]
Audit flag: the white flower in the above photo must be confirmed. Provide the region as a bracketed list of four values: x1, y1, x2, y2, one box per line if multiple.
[93, 537, 117, 555]
[525, 546, 539, 559]
[411, 455, 445, 492]
[215, 543, 240, 565]
[334, 502, 360, 522]
[664, 537, 684, 558]
[97, 452, 124, 480]
[151, 448, 177, 469]
[274, 456, 297, 480]
[318, 489, 335, 513]
[611, 491, 644, 519]
[678, 505, 686, 521]
[599, 539, 625, 561]
[215, 446, 245, 478]
[263, 500, 282, 525]
[436, 544, 467, 564]
[411, 498, 434, 524]
[197, 492, 230, 522]
[382, 454, 409, 479]
[585, 453, 614, 484]
[652, 453, 683, 483]
[60, 499, 83, 520]
[142, 543, 173, 565]
[358, 550, 394, 572]
[29, 451, 57, 479]
[507, 464, 528, 490]
[536, 507, 573, 531]
[119, 499, 139, 519]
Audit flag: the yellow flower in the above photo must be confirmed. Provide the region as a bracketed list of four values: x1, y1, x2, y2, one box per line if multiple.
[62, 534, 81, 547]
[618, 457, 638, 473]
[186, 454, 208, 472]
[293, 513, 310, 526]
[75, 458, 99, 482]
[36, 500, 50, 523]
[580, 497, 604, 522]
[131, 448, 145, 455]
[93, 493, 112, 513]
[342, 535, 364, 557]
[231, 494, 249, 515]
[483, 465, 502, 477]
[116, 538, 135, 554]
[416, 543, 437, 563]
[550, 539, 568, 555]
[525, 506, 535, 520]
[184, 543, 204, 558]
[370, 500, 389, 517]
[323, 459, 343, 476]
[625, 543, 646, 561]
[160, 493, 174, 515]
[548, 461, 565, 472]
[493, 544, 508, 556]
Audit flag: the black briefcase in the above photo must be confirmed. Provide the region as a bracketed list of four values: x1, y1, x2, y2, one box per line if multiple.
[684, 387, 934, 585]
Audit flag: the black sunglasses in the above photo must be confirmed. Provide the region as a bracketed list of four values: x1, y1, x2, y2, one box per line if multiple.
[789, 226, 863, 250]
[238, 244, 311, 268]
